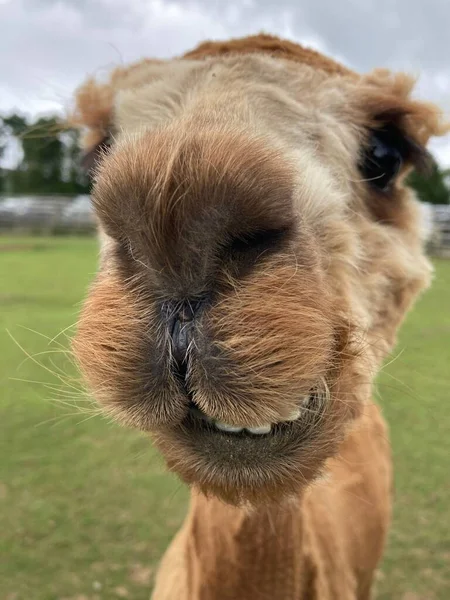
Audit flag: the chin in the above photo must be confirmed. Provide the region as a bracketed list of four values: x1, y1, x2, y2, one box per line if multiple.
[152, 390, 354, 505]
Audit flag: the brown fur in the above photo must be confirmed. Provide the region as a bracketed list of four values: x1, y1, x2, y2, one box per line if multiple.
[182, 33, 352, 76]
[71, 34, 448, 599]
[153, 404, 390, 600]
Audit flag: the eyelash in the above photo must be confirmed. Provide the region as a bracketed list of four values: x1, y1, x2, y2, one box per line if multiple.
[228, 229, 288, 253]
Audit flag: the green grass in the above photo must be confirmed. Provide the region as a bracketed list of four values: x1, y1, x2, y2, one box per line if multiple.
[0, 236, 449, 599]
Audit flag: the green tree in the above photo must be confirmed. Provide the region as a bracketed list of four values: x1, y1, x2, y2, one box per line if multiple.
[0, 117, 9, 163]
[408, 161, 450, 205]
[0, 113, 89, 195]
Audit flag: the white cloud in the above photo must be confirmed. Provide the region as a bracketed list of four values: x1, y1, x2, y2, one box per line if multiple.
[0, 0, 229, 117]
[429, 138, 450, 168]
[1, 0, 449, 164]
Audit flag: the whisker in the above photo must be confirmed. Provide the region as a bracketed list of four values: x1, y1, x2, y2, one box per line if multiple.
[16, 324, 70, 349]
[48, 322, 78, 346]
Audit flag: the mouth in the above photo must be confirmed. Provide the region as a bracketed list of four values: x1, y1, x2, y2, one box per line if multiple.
[168, 390, 329, 463]
[152, 389, 334, 504]
[186, 394, 316, 437]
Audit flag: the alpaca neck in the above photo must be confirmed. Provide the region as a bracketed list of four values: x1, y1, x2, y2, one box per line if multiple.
[153, 405, 391, 600]
[185, 491, 309, 600]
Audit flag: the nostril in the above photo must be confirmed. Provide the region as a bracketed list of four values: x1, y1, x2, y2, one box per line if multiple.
[172, 349, 188, 388]
[168, 317, 191, 398]
[178, 305, 194, 324]
[163, 296, 208, 388]
[163, 295, 209, 327]
[170, 317, 193, 365]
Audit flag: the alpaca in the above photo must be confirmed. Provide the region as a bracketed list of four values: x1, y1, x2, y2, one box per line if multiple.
[71, 35, 448, 599]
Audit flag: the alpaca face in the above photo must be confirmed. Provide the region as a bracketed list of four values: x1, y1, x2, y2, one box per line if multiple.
[73, 45, 442, 503]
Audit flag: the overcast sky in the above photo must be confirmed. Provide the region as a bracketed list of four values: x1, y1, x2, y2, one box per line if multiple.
[1, 0, 449, 164]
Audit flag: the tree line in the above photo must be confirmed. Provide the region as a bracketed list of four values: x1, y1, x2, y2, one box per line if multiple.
[0, 114, 89, 196]
[0, 113, 449, 204]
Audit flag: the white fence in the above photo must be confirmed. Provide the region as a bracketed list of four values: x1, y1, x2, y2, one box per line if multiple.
[0, 197, 449, 255]
[424, 203, 450, 257]
[0, 195, 95, 233]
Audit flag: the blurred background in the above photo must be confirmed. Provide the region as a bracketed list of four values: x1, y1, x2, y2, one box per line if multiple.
[0, 1, 449, 599]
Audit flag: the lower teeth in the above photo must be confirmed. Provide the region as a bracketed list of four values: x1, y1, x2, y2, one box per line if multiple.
[189, 394, 315, 435]
[215, 422, 243, 433]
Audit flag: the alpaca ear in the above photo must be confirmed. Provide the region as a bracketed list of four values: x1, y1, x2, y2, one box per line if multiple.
[69, 75, 115, 176]
[353, 70, 449, 195]
[70, 57, 166, 168]
[359, 70, 450, 147]
[80, 135, 111, 176]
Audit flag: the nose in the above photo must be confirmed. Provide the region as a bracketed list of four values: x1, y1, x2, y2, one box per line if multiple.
[167, 299, 206, 368]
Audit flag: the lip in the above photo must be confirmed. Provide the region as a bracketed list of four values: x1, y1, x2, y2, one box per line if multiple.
[170, 393, 326, 455]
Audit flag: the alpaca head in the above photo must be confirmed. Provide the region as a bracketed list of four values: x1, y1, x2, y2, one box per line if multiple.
[72, 35, 447, 504]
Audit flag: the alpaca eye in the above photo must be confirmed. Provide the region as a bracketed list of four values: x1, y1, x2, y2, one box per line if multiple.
[360, 128, 403, 192]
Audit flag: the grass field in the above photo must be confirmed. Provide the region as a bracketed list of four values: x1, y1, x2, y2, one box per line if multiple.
[1, 236, 449, 600]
